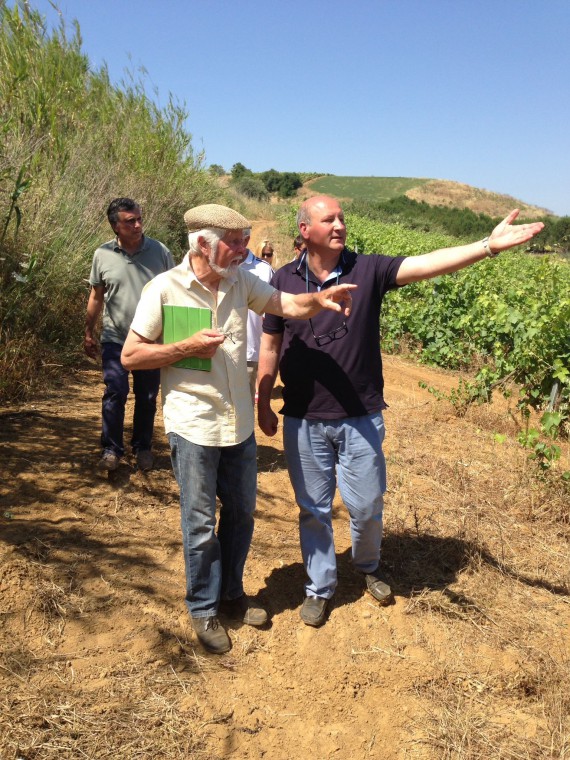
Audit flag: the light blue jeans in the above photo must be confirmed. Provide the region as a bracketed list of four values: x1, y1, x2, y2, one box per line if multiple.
[168, 432, 257, 618]
[283, 413, 387, 599]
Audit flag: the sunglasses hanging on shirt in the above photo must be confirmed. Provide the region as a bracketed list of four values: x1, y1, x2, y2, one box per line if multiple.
[305, 257, 349, 347]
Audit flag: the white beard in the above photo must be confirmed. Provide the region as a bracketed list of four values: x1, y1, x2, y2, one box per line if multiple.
[208, 250, 240, 279]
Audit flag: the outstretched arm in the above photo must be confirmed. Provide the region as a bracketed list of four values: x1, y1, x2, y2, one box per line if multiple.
[396, 210, 545, 285]
[263, 282, 357, 320]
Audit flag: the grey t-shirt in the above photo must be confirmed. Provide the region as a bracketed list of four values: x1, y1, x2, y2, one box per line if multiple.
[89, 236, 174, 344]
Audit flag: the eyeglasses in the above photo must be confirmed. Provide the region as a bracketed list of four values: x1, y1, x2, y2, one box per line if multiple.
[309, 319, 348, 347]
[304, 257, 349, 346]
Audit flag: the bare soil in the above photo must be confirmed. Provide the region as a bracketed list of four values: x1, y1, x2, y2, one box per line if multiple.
[1, 356, 569, 759]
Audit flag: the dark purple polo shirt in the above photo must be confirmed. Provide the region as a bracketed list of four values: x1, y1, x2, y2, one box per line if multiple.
[263, 249, 406, 420]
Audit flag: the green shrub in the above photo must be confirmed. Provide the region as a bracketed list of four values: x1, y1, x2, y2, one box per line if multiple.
[259, 169, 302, 198]
[232, 176, 269, 201]
[230, 162, 252, 180]
[0, 2, 224, 402]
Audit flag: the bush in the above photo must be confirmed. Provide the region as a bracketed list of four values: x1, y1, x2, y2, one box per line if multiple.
[230, 162, 252, 180]
[259, 169, 281, 193]
[259, 169, 302, 198]
[276, 172, 302, 198]
[0, 2, 224, 402]
[232, 176, 269, 201]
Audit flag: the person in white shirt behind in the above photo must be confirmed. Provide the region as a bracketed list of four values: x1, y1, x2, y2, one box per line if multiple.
[239, 232, 274, 403]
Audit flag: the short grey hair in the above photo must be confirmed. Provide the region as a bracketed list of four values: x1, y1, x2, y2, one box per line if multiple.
[296, 202, 312, 229]
[188, 227, 225, 256]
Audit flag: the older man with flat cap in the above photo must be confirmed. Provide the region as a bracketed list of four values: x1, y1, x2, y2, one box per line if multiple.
[121, 203, 355, 654]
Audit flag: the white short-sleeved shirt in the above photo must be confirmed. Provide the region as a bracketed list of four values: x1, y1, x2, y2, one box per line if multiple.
[239, 250, 274, 362]
[130, 254, 275, 447]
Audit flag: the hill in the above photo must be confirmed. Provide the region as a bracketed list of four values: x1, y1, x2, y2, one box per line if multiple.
[305, 176, 554, 219]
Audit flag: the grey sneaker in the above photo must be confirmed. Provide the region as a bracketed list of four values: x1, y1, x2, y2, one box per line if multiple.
[364, 567, 394, 605]
[192, 616, 231, 654]
[300, 596, 329, 627]
[97, 451, 119, 473]
[136, 450, 154, 472]
[219, 594, 268, 627]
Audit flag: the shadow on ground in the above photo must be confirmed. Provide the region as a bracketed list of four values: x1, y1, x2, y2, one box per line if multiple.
[261, 533, 569, 618]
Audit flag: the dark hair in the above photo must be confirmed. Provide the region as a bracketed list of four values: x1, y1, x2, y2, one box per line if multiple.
[294, 234, 305, 250]
[107, 197, 139, 226]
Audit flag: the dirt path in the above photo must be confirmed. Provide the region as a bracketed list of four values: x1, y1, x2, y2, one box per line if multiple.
[1, 357, 569, 759]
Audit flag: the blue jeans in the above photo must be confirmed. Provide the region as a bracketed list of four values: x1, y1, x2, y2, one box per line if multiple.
[283, 412, 386, 599]
[101, 342, 160, 457]
[168, 432, 257, 618]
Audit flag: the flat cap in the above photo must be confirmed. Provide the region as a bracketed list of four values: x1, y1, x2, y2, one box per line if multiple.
[183, 203, 250, 231]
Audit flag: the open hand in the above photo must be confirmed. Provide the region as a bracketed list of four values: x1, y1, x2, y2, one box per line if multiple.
[489, 210, 545, 254]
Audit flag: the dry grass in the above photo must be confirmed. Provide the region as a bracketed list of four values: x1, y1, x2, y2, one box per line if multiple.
[406, 179, 554, 218]
[0, 664, 207, 759]
[411, 644, 570, 759]
[382, 382, 570, 759]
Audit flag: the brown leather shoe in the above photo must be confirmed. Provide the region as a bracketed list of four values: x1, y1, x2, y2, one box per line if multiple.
[300, 596, 329, 627]
[191, 616, 231, 654]
[97, 451, 119, 473]
[219, 594, 268, 627]
[364, 567, 394, 605]
[136, 450, 154, 472]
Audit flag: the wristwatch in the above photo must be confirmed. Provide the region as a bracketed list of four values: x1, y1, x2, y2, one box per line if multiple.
[482, 236, 498, 258]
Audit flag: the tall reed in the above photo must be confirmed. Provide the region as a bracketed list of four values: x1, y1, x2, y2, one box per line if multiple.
[0, 1, 224, 401]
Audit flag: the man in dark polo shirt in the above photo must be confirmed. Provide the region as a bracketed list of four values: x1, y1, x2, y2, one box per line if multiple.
[258, 195, 544, 627]
[85, 198, 174, 474]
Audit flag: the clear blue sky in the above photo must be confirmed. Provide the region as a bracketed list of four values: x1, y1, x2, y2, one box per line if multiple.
[29, 0, 569, 216]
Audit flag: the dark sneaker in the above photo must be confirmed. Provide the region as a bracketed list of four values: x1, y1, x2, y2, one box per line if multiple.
[300, 596, 329, 627]
[97, 451, 119, 473]
[219, 594, 268, 627]
[192, 616, 231, 654]
[136, 450, 154, 472]
[364, 567, 394, 605]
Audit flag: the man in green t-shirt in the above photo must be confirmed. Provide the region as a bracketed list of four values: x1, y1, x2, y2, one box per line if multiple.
[85, 198, 174, 473]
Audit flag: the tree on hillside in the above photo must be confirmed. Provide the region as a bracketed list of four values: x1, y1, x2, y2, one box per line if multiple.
[259, 169, 281, 193]
[259, 169, 302, 198]
[277, 172, 302, 198]
[230, 162, 252, 180]
[233, 176, 268, 201]
[208, 164, 225, 176]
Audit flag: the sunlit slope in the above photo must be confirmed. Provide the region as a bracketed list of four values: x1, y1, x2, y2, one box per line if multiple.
[306, 176, 552, 218]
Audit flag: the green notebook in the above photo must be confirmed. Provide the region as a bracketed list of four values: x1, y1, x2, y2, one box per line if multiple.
[162, 304, 212, 371]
